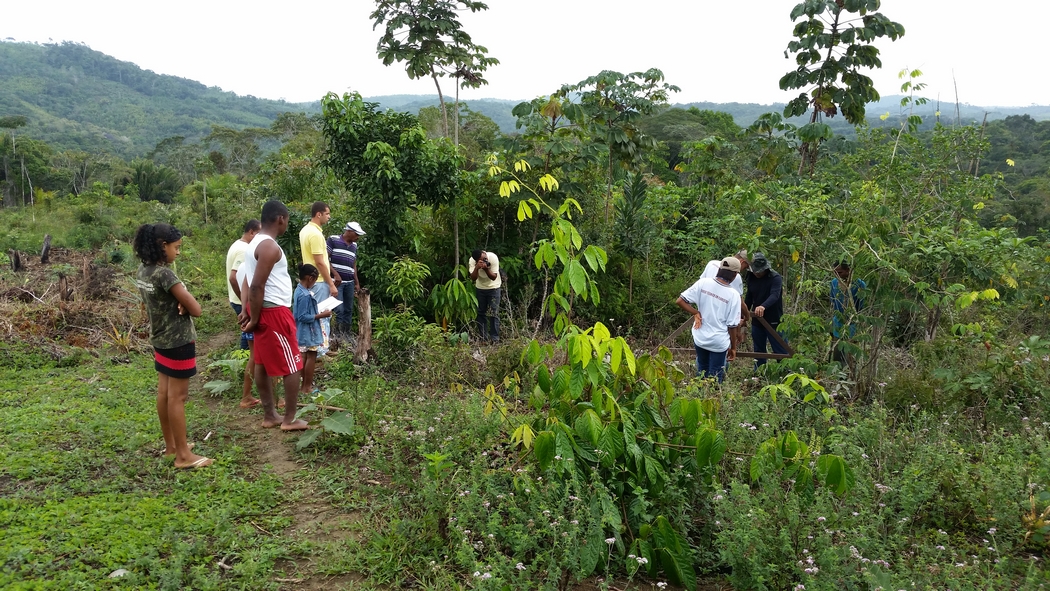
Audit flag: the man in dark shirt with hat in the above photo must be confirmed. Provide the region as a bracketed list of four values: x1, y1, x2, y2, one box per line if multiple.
[743, 252, 788, 367]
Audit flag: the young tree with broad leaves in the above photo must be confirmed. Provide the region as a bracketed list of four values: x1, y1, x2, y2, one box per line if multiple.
[371, 0, 498, 141]
[780, 0, 904, 173]
[558, 69, 679, 220]
[371, 0, 498, 279]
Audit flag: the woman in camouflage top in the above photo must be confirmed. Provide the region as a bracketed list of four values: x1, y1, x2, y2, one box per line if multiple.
[133, 223, 212, 469]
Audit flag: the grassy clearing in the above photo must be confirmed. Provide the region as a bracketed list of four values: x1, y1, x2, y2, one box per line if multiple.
[0, 348, 294, 590]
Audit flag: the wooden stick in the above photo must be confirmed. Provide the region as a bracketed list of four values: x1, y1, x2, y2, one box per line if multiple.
[657, 318, 693, 350]
[354, 288, 374, 364]
[753, 316, 794, 355]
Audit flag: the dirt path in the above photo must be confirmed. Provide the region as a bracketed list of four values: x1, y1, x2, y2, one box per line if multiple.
[198, 333, 365, 591]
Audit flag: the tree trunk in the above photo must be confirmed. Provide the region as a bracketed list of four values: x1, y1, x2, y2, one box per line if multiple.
[454, 80, 460, 147]
[41, 234, 51, 264]
[453, 209, 460, 280]
[628, 258, 634, 304]
[354, 288, 375, 364]
[22, 154, 34, 209]
[2, 132, 14, 207]
[453, 80, 460, 278]
[432, 73, 448, 138]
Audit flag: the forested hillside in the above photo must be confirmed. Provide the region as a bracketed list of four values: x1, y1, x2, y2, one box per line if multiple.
[0, 41, 318, 157]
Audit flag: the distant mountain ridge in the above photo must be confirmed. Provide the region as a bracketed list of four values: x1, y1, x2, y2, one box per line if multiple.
[2, 41, 1048, 159]
[0, 41, 319, 158]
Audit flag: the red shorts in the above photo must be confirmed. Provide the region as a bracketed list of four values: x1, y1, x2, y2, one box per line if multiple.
[254, 306, 303, 377]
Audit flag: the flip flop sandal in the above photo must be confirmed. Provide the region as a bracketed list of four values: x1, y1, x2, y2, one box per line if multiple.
[176, 457, 213, 469]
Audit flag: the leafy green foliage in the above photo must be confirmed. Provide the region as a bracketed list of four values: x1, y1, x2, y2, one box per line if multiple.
[428, 275, 477, 331]
[321, 91, 460, 296]
[487, 158, 608, 334]
[371, 0, 498, 138]
[385, 255, 432, 308]
[559, 69, 680, 172]
[781, 0, 905, 170]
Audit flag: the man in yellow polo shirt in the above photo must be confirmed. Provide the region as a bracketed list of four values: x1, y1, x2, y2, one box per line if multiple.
[299, 201, 338, 355]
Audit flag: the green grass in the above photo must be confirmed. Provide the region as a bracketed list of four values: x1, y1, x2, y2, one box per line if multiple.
[0, 354, 291, 590]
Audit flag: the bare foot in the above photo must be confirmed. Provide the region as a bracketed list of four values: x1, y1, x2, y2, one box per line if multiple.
[280, 419, 309, 431]
[239, 397, 261, 409]
[276, 399, 286, 410]
[261, 418, 281, 429]
[164, 442, 194, 458]
[174, 455, 213, 469]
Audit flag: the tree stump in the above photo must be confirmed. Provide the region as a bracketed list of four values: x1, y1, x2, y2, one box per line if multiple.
[354, 288, 375, 364]
[9, 250, 23, 272]
[58, 273, 73, 302]
[41, 234, 52, 264]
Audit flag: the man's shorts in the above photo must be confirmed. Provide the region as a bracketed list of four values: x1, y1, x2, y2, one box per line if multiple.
[254, 306, 303, 377]
[230, 302, 254, 350]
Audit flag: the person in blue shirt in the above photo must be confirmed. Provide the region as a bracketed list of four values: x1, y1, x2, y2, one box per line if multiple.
[294, 264, 331, 396]
[830, 261, 866, 367]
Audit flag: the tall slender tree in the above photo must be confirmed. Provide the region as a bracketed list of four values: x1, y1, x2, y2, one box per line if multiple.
[780, 0, 904, 173]
[371, 0, 498, 277]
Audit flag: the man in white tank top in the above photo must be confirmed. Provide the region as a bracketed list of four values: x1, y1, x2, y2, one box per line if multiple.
[238, 200, 308, 431]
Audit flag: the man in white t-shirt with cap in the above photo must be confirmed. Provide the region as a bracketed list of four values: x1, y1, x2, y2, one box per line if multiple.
[676, 256, 744, 382]
[700, 249, 751, 344]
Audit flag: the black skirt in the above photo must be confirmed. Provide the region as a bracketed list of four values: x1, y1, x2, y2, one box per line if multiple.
[154, 341, 197, 378]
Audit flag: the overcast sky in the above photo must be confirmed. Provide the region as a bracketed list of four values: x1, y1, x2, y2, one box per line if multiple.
[4, 1, 1047, 109]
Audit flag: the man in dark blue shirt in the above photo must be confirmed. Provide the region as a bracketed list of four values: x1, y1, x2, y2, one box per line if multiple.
[326, 221, 365, 338]
[743, 252, 787, 368]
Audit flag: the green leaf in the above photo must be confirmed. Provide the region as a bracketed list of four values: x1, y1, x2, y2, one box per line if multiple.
[202, 380, 232, 395]
[644, 456, 667, 490]
[536, 364, 551, 393]
[816, 454, 856, 495]
[653, 516, 697, 591]
[294, 403, 319, 420]
[597, 424, 625, 467]
[567, 259, 587, 296]
[552, 367, 570, 399]
[609, 339, 623, 374]
[585, 360, 602, 390]
[569, 365, 586, 399]
[579, 520, 604, 576]
[695, 427, 726, 467]
[592, 321, 611, 341]
[682, 400, 700, 435]
[321, 411, 355, 436]
[555, 428, 575, 463]
[620, 338, 637, 375]
[512, 423, 535, 449]
[534, 431, 556, 469]
[575, 409, 602, 446]
[524, 339, 542, 364]
[295, 429, 323, 450]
